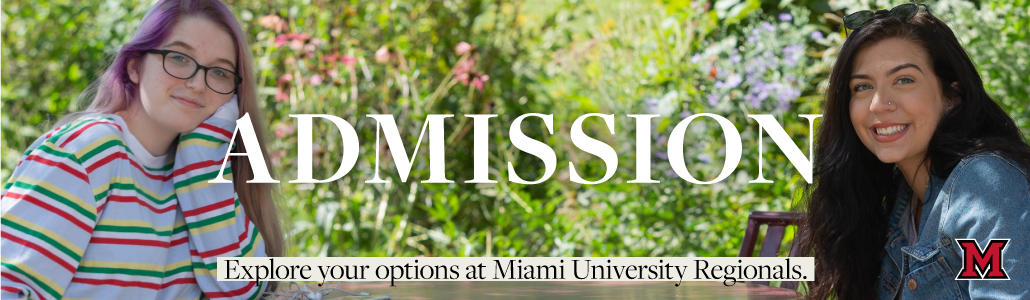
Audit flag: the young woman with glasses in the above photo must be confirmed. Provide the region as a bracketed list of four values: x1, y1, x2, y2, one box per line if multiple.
[798, 3, 1030, 299]
[0, 0, 283, 299]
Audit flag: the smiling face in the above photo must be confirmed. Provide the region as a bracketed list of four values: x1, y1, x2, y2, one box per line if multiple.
[849, 38, 952, 171]
[125, 16, 236, 145]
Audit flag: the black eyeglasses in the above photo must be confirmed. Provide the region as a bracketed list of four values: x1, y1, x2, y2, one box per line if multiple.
[844, 3, 930, 32]
[145, 49, 242, 94]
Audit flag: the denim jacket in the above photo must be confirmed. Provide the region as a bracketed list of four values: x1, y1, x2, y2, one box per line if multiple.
[877, 153, 1030, 299]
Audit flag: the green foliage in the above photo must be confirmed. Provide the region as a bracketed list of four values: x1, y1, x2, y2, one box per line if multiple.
[3, 0, 1028, 260]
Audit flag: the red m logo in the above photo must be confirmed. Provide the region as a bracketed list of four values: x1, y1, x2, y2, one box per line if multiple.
[955, 239, 1009, 280]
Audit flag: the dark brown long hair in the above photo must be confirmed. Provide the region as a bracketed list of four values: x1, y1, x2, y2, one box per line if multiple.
[799, 9, 1030, 299]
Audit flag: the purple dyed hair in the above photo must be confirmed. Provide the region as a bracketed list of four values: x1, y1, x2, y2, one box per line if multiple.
[76, 0, 285, 259]
[87, 0, 248, 113]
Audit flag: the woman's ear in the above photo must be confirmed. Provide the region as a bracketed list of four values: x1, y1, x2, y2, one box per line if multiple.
[947, 81, 961, 108]
[127, 58, 141, 84]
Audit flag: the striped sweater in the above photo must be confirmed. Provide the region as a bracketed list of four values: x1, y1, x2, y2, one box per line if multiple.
[1, 112, 265, 300]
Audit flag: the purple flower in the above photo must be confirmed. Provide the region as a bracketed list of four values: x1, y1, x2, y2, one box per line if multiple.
[782, 44, 804, 66]
[730, 54, 742, 64]
[753, 80, 767, 91]
[751, 58, 767, 73]
[644, 97, 660, 113]
[782, 44, 807, 56]
[777, 99, 792, 111]
[691, 53, 701, 64]
[762, 22, 775, 32]
[657, 135, 668, 145]
[784, 57, 799, 67]
[810, 31, 824, 40]
[750, 96, 762, 108]
[645, 97, 659, 106]
[775, 86, 801, 102]
[680, 110, 693, 118]
[707, 93, 720, 106]
[748, 35, 759, 43]
[655, 151, 669, 160]
[779, 13, 793, 22]
[698, 154, 711, 164]
[725, 74, 742, 88]
[746, 73, 760, 84]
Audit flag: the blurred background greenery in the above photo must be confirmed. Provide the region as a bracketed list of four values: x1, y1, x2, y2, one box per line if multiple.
[3, 0, 1027, 266]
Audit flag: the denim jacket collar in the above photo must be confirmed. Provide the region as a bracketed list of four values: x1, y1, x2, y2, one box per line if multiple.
[880, 173, 946, 299]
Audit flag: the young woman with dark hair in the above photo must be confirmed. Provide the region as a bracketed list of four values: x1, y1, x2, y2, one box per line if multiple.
[0, 0, 283, 299]
[800, 3, 1030, 299]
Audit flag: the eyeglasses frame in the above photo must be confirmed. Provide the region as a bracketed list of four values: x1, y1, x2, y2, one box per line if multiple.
[144, 49, 242, 95]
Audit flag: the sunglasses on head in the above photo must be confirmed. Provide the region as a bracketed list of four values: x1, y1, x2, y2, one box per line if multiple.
[843, 3, 930, 33]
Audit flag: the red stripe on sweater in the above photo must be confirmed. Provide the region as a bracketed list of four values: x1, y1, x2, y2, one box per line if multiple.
[88, 236, 188, 248]
[1, 235, 76, 273]
[3, 192, 94, 233]
[85, 152, 171, 181]
[70, 276, 197, 290]
[172, 160, 224, 178]
[203, 280, 256, 298]
[197, 123, 233, 140]
[0, 272, 44, 300]
[171, 236, 189, 247]
[195, 241, 240, 258]
[24, 155, 88, 182]
[181, 198, 235, 218]
[106, 195, 176, 214]
[59, 121, 122, 148]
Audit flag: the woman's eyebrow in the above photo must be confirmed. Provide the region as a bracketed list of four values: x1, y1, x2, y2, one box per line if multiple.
[887, 63, 922, 76]
[851, 63, 924, 80]
[162, 40, 193, 50]
[160, 40, 237, 69]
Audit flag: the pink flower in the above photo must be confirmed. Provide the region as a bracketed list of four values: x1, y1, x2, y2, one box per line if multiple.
[455, 41, 474, 55]
[275, 90, 289, 102]
[309, 74, 323, 85]
[289, 39, 304, 51]
[275, 34, 289, 47]
[452, 57, 475, 75]
[374, 46, 391, 63]
[271, 150, 286, 165]
[259, 15, 285, 32]
[324, 54, 358, 70]
[471, 74, 489, 91]
[277, 74, 293, 86]
[342, 56, 357, 69]
[274, 33, 312, 49]
[274, 123, 296, 138]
